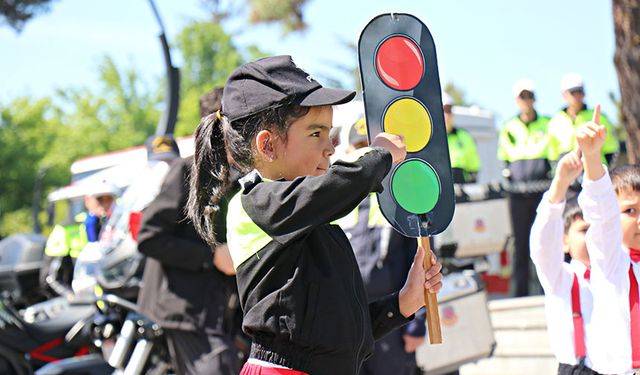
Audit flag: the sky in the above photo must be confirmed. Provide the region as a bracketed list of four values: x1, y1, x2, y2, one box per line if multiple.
[1, 0, 619, 126]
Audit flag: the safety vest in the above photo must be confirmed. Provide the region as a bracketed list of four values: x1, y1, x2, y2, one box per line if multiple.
[498, 114, 556, 162]
[334, 193, 388, 230]
[44, 212, 88, 258]
[548, 107, 619, 160]
[448, 128, 480, 182]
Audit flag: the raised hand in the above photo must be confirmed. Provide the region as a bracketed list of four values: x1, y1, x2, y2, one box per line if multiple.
[575, 104, 606, 158]
[575, 104, 606, 181]
[556, 150, 583, 185]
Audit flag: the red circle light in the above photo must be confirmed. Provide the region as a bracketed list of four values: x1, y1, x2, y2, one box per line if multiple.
[375, 36, 424, 90]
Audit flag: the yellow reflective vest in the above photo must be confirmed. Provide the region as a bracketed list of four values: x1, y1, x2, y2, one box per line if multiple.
[44, 212, 88, 258]
[548, 107, 619, 162]
[448, 128, 480, 183]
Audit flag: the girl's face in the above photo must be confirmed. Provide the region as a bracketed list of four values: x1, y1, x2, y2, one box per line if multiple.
[618, 189, 640, 250]
[268, 105, 335, 181]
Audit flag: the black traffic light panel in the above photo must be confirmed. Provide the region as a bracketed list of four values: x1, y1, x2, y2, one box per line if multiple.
[358, 13, 455, 237]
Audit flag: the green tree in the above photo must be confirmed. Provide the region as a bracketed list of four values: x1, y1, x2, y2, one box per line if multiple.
[203, 0, 309, 33]
[173, 20, 270, 136]
[51, 55, 161, 160]
[0, 97, 59, 214]
[0, 0, 57, 32]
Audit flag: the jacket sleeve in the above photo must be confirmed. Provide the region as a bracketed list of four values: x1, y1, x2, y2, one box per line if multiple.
[244, 147, 393, 245]
[529, 192, 569, 296]
[578, 169, 628, 283]
[369, 292, 413, 340]
[137, 159, 214, 272]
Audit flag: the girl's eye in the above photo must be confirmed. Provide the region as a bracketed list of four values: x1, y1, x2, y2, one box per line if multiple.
[623, 208, 637, 215]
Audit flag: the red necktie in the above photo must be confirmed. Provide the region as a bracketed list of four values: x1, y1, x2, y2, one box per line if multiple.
[584, 268, 591, 281]
[629, 249, 640, 368]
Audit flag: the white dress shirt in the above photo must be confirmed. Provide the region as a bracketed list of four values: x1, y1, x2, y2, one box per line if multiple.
[579, 170, 637, 375]
[530, 192, 595, 368]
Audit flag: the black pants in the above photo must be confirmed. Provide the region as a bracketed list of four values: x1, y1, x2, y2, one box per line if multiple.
[509, 193, 543, 297]
[166, 330, 241, 375]
[361, 329, 417, 375]
[558, 362, 602, 375]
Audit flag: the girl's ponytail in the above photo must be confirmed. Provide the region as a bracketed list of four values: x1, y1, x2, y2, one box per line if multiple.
[187, 112, 230, 248]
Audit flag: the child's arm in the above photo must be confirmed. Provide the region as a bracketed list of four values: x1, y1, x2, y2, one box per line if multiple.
[576, 105, 627, 278]
[244, 133, 406, 244]
[530, 151, 582, 294]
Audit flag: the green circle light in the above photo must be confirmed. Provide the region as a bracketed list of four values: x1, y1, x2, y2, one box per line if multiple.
[391, 160, 440, 214]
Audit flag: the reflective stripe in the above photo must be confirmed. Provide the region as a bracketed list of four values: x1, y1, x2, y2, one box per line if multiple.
[367, 194, 387, 227]
[333, 206, 359, 229]
[498, 116, 555, 162]
[226, 192, 273, 269]
[333, 193, 387, 229]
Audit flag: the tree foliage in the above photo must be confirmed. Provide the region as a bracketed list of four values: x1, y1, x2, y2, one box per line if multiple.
[173, 21, 244, 136]
[203, 0, 309, 33]
[0, 0, 56, 32]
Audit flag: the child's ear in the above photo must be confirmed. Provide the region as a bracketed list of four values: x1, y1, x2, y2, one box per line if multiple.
[256, 130, 274, 161]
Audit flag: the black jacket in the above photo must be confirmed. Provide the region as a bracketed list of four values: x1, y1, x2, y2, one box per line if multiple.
[136, 157, 238, 334]
[227, 148, 412, 375]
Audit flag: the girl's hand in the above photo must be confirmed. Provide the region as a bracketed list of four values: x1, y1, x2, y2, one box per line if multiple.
[371, 132, 407, 164]
[399, 246, 443, 318]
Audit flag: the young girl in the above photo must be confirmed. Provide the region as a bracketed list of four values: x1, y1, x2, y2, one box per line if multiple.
[530, 150, 600, 374]
[186, 55, 443, 375]
[575, 105, 640, 374]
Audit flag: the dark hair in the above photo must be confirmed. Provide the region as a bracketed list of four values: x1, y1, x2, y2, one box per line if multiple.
[563, 198, 584, 234]
[199, 87, 224, 118]
[186, 103, 309, 247]
[611, 164, 640, 195]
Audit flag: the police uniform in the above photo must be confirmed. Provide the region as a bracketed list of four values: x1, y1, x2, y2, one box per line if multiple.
[530, 194, 601, 375]
[448, 127, 480, 184]
[548, 106, 619, 164]
[336, 193, 425, 375]
[137, 157, 242, 375]
[498, 111, 555, 297]
[40, 212, 89, 295]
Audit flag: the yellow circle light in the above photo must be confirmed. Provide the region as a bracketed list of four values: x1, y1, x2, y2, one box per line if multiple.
[383, 98, 432, 153]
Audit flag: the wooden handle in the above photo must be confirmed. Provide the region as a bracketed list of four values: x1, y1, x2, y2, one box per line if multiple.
[418, 236, 442, 344]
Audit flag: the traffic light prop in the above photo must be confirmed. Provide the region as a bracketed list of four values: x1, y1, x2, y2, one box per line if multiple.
[358, 13, 455, 344]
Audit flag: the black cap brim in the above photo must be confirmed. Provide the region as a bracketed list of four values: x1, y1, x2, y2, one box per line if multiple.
[298, 87, 356, 107]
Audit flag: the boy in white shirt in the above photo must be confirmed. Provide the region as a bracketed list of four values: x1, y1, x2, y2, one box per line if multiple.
[531, 150, 600, 374]
[576, 105, 640, 374]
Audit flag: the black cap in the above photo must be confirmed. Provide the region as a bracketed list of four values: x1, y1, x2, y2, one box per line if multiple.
[146, 135, 180, 161]
[222, 55, 356, 122]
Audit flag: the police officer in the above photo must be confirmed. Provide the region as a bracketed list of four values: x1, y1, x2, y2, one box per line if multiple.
[498, 79, 556, 297]
[443, 93, 481, 184]
[548, 72, 619, 164]
[41, 182, 117, 296]
[338, 117, 427, 375]
[136, 89, 243, 375]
